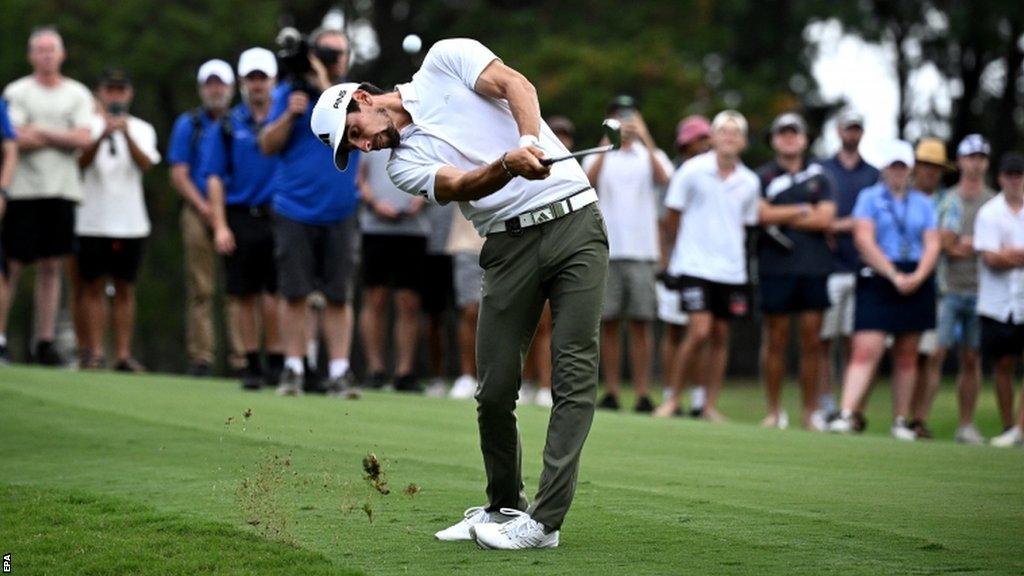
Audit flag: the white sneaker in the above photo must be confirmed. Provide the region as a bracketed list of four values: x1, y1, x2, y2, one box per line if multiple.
[425, 378, 448, 398]
[517, 382, 536, 406]
[990, 426, 1023, 448]
[955, 424, 985, 445]
[828, 413, 854, 434]
[449, 375, 478, 400]
[809, 409, 829, 432]
[434, 506, 494, 541]
[689, 386, 706, 412]
[472, 509, 559, 550]
[534, 387, 553, 408]
[891, 418, 917, 442]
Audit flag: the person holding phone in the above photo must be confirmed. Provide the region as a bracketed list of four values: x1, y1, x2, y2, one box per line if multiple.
[76, 68, 160, 371]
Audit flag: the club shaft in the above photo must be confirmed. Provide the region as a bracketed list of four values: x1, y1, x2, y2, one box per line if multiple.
[540, 144, 614, 166]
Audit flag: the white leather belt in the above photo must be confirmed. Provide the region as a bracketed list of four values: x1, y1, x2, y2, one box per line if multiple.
[488, 188, 598, 235]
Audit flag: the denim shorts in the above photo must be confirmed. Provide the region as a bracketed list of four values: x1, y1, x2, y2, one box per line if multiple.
[936, 292, 980, 349]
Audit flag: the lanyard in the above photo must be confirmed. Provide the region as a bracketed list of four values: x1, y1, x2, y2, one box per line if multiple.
[883, 189, 914, 260]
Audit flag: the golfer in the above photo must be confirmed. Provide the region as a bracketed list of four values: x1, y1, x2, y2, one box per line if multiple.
[310, 38, 608, 550]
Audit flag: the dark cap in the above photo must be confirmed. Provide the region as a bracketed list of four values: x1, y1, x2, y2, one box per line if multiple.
[999, 152, 1024, 174]
[98, 67, 131, 87]
[607, 94, 638, 114]
[546, 115, 575, 137]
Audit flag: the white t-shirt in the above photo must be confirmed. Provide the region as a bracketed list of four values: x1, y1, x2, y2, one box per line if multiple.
[387, 38, 591, 235]
[973, 193, 1024, 324]
[76, 114, 161, 238]
[664, 151, 760, 284]
[583, 145, 672, 261]
[3, 75, 94, 201]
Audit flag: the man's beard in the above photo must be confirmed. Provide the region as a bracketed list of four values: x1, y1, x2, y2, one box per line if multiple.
[377, 107, 401, 148]
[841, 139, 859, 153]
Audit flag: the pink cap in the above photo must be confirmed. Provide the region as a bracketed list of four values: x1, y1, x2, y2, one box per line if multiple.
[675, 115, 711, 148]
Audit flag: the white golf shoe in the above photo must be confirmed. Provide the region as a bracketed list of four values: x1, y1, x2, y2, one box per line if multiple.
[891, 418, 917, 442]
[435, 506, 499, 541]
[954, 424, 985, 445]
[990, 425, 1022, 448]
[828, 412, 854, 434]
[449, 375, 478, 400]
[472, 509, 559, 550]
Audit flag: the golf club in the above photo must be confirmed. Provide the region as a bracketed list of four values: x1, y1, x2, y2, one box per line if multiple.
[540, 119, 622, 166]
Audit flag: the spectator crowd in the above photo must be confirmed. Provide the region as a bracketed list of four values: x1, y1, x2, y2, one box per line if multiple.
[1, 26, 1022, 448]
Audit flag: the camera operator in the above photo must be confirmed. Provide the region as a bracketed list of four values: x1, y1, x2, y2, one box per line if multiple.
[258, 28, 360, 397]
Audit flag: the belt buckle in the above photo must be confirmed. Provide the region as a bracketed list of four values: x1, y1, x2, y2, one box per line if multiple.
[533, 206, 555, 224]
[507, 216, 523, 237]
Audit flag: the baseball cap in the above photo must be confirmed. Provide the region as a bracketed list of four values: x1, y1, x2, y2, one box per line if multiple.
[197, 59, 235, 85]
[914, 137, 952, 169]
[238, 47, 278, 78]
[879, 139, 915, 169]
[771, 112, 806, 134]
[675, 115, 711, 148]
[836, 109, 864, 129]
[546, 116, 575, 137]
[310, 82, 361, 171]
[999, 152, 1024, 174]
[607, 94, 638, 114]
[97, 67, 131, 88]
[957, 133, 991, 157]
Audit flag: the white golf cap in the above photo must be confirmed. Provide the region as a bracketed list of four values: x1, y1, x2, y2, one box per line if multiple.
[310, 82, 360, 171]
[237, 47, 278, 78]
[879, 139, 915, 169]
[956, 133, 991, 157]
[197, 59, 235, 85]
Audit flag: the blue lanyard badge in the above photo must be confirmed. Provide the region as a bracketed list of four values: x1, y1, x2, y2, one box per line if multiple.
[883, 191, 913, 260]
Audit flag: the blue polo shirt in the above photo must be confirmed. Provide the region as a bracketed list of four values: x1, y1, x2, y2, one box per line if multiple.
[852, 183, 935, 262]
[198, 103, 278, 207]
[0, 99, 14, 140]
[265, 82, 359, 225]
[167, 108, 218, 196]
[820, 155, 880, 272]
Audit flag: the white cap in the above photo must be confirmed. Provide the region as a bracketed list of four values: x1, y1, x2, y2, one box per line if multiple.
[879, 139, 915, 169]
[310, 82, 361, 171]
[197, 59, 235, 85]
[238, 48, 278, 78]
[956, 133, 991, 157]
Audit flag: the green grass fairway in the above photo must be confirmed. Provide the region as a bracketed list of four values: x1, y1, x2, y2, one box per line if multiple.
[1, 367, 1021, 575]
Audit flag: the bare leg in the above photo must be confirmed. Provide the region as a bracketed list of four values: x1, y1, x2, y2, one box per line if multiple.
[83, 278, 106, 359]
[0, 261, 20, 338]
[394, 289, 421, 375]
[913, 346, 945, 422]
[66, 258, 87, 358]
[458, 302, 479, 377]
[600, 320, 621, 396]
[798, 311, 823, 427]
[323, 302, 353, 363]
[234, 295, 259, 353]
[34, 257, 63, 342]
[360, 286, 389, 374]
[654, 312, 712, 417]
[702, 319, 731, 421]
[282, 298, 308, 359]
[956, 348, 981, 427]
[628, 320, 652, 398]
[426, 312, 445, 379]
[761, 314, 789, 422]
[261, 294, 283, 354]
[661, 323, 683, 386]
[890, 333, 921, 421]
[112, 280, 137, 361]
[839, 331, 886, 414]
[993, 356, 1016, 429]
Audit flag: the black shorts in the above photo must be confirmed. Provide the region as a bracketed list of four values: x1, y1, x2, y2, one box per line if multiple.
[420, 254, 454, 314]
[758, 274, 830, 314]
[273, 213, 357, 304]
[225, 206, 277, 296]
[675, 275, 750, 320]
[854, 262, 936, 333]
[76, 236, 145, 282]
[2, 198, 76, 263]
[362, 234, 426, 291]
[980, 316, 1024, 361]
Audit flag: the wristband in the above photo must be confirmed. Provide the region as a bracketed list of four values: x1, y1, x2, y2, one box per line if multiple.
[500, 153, 516, 178]
[518, 135, 539, 149]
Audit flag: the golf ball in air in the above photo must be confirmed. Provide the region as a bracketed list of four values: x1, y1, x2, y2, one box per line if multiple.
[402, 34, 422, 54]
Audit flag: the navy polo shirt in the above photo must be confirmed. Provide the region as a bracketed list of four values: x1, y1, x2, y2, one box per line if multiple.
[265, 82, 359, 225]
[198, 103, 278, 207]
[0, 99, 14, 140]
[167, 108, 218, 196]
[819, 155, 880, 272]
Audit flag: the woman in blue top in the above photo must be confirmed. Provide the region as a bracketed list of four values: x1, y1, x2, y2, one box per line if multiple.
[830, 140, 940, 440]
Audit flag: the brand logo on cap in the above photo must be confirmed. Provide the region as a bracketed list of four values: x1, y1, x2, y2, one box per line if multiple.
[317, 133, 331, 146]
[333, 90, 348, 109]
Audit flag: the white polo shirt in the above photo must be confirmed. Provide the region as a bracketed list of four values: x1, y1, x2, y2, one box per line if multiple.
[664, 151, 760, 284]
[583, 145, 672, 261]
[76, 114, 161, 238]
[387, 38, 591, 235]
[974, 193, 1024, 324]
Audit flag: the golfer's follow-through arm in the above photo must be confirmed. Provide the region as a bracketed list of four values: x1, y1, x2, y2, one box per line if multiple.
[432, 60, 551, 204]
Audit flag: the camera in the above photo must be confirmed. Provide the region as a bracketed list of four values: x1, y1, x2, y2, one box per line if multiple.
[276, 27, 343, 96]
[106, 102, 127, 116]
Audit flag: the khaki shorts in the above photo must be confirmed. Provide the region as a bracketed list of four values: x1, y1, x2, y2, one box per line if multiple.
[820, 272, 855, 340]
[603, 260, 657, 321]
